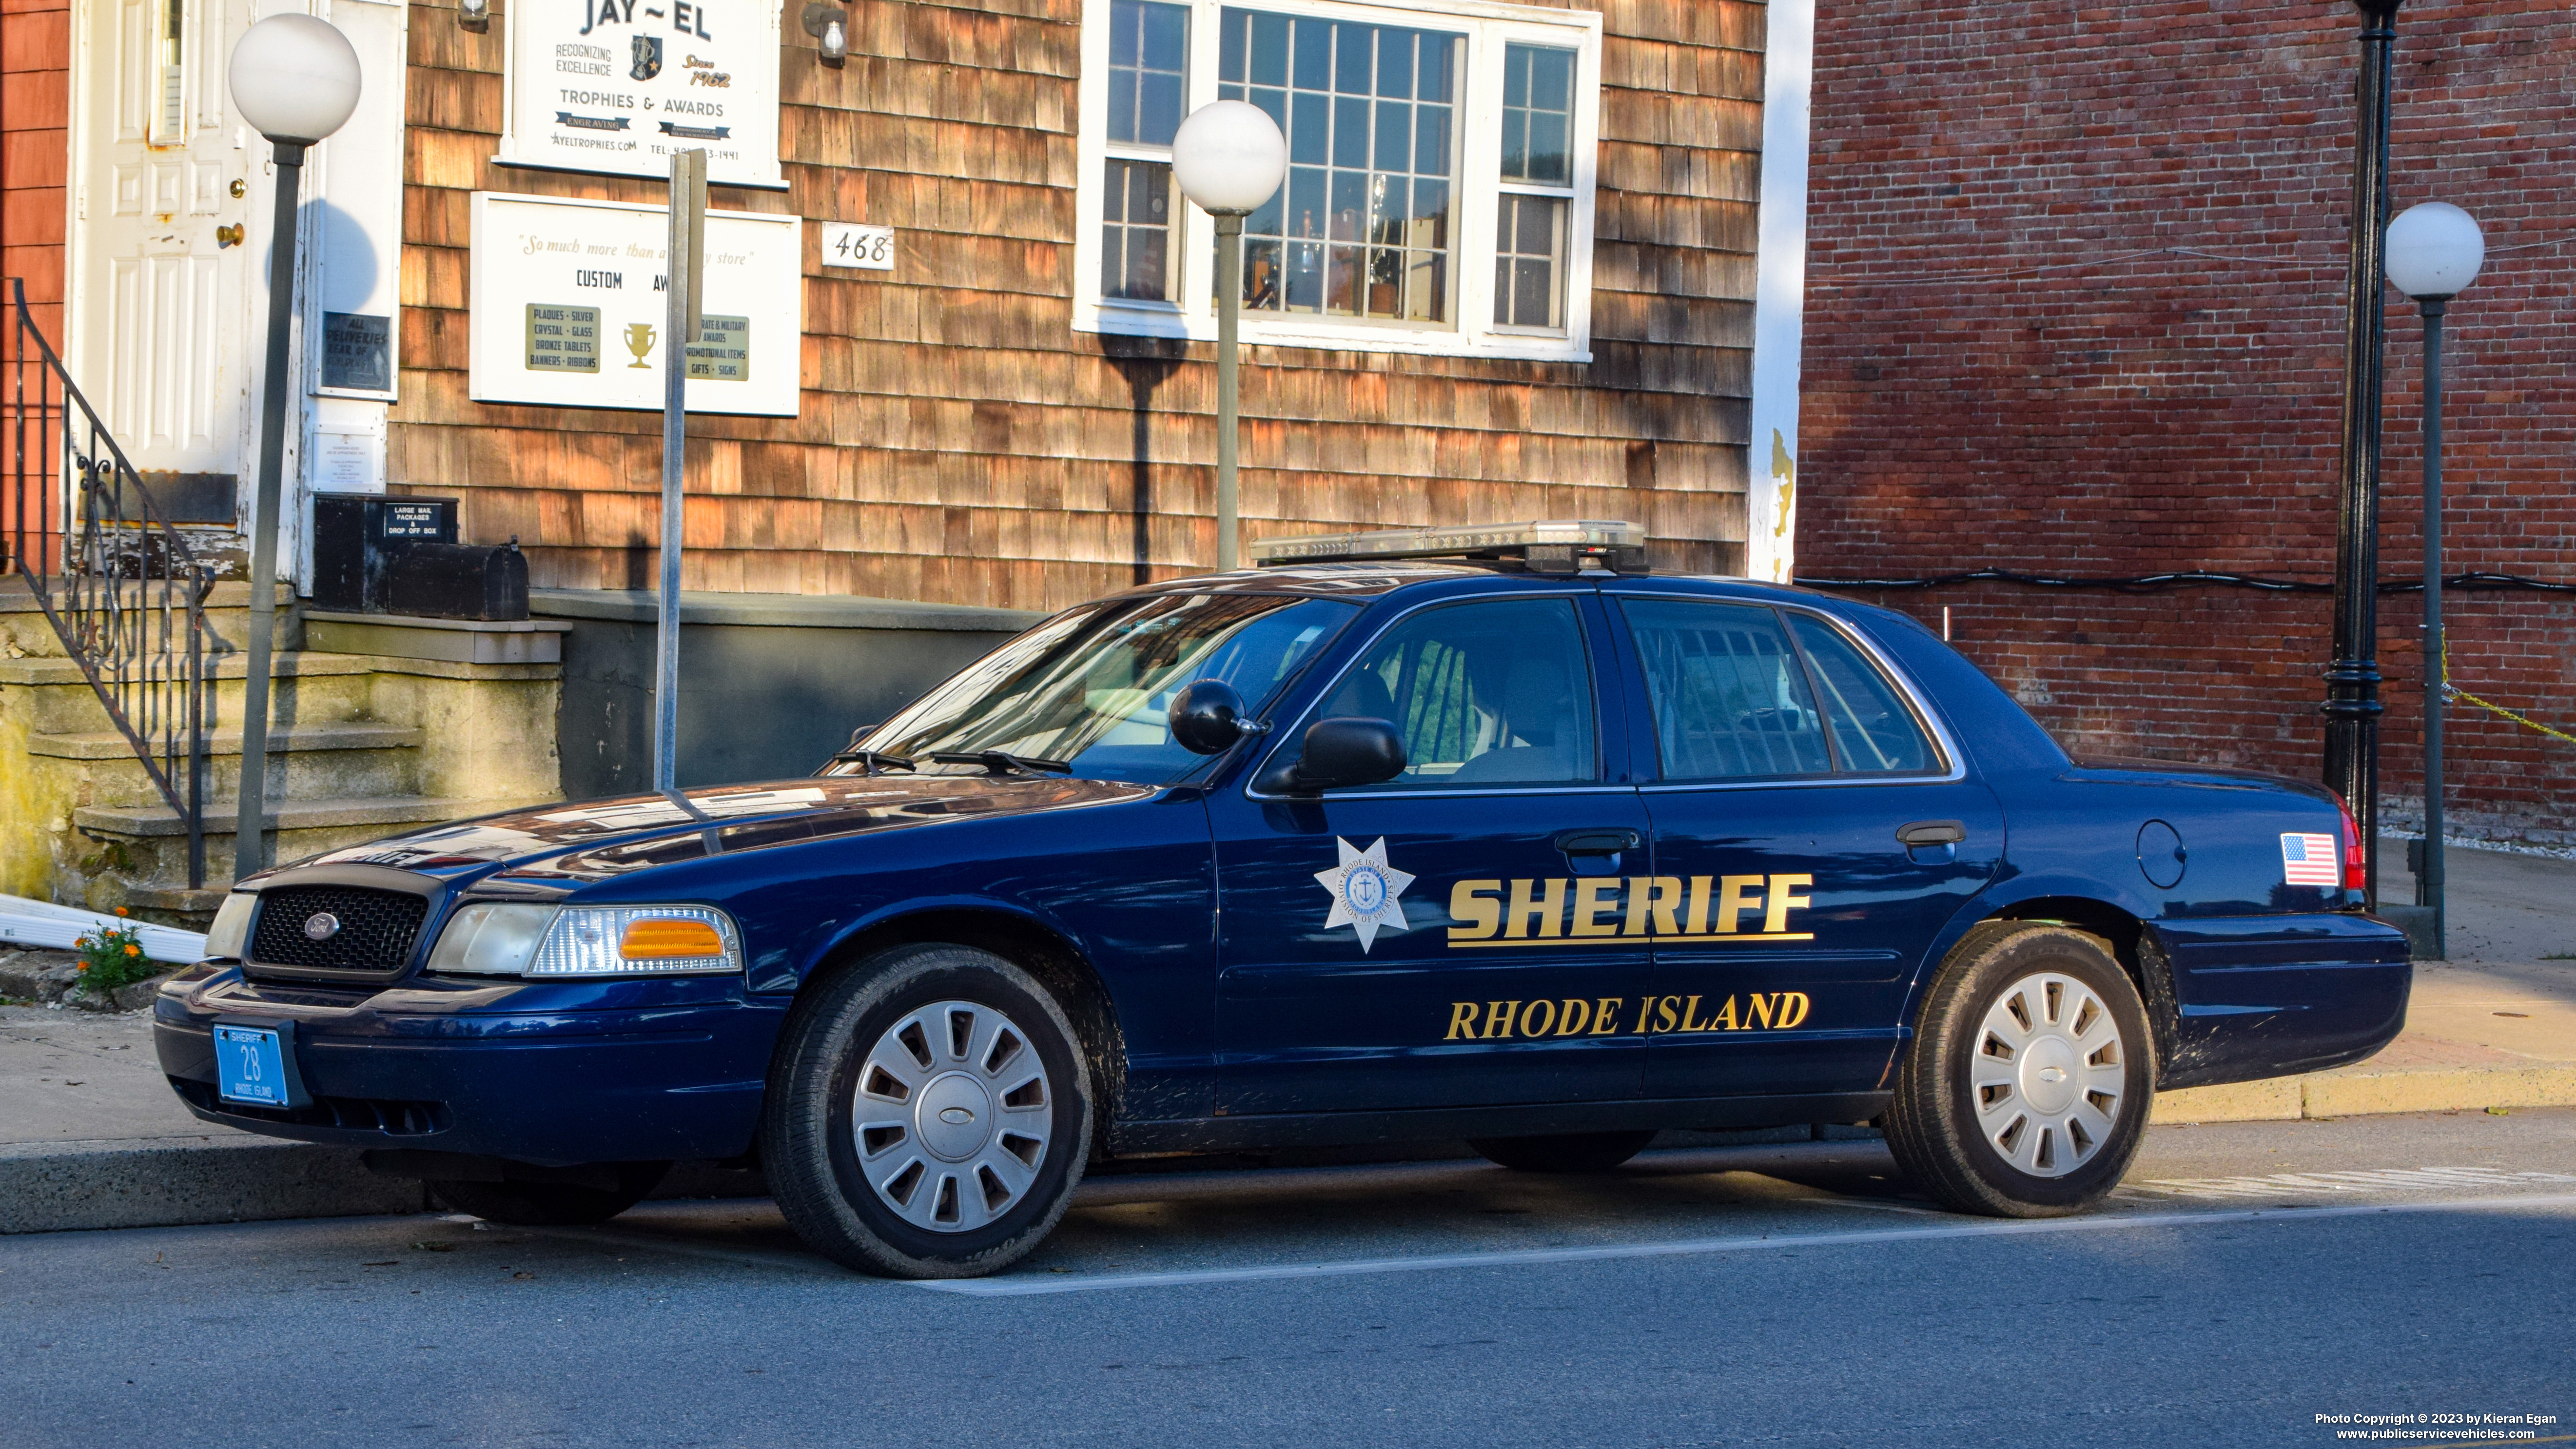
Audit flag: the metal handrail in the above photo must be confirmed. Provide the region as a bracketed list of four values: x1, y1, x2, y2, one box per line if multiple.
[3, 278, 213, 889]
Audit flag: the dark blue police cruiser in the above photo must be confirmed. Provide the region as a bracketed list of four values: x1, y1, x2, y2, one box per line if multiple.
[156, 521, 2409, 1277]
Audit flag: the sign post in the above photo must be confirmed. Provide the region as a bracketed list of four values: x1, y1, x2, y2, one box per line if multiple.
[654, 149, 707, 795]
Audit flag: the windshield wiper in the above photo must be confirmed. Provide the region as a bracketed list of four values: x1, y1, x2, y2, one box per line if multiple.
[828, 748, 917, 776]
[927, 750, 1074, 777]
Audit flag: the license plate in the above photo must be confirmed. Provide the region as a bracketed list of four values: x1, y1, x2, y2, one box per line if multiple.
[214, 1024, 289, 1107]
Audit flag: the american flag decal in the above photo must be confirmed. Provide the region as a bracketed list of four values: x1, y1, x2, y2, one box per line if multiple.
[2281, 832, 2340, 886]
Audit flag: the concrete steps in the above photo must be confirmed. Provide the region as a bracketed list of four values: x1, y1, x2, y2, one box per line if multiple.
[1, 583, 564, 924]
[25, 723, 427, 805]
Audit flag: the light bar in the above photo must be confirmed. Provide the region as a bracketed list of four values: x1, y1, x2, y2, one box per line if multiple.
[1249, 520, 1648, 575]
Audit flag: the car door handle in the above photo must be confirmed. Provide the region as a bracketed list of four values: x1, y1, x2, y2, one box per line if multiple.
[1555, 828, 1643, 856]
[1895, 820, 1967, 846]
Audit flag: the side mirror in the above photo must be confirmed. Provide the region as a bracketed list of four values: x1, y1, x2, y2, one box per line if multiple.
[1255, 717, 1407, 794]
[1169, 679, 1265, 756]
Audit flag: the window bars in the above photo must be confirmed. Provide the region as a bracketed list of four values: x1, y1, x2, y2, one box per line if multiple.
[4, 278, 214, 889]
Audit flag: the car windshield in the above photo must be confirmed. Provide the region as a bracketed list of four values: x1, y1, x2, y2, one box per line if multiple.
[847, 593, 1360, 784]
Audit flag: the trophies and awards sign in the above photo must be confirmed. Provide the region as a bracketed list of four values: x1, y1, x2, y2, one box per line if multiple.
[497, 0, 783, 188]
[468, 192, 801, 415]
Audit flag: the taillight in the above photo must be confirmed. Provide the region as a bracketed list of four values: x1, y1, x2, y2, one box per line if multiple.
[2335, 795, 2367, 893]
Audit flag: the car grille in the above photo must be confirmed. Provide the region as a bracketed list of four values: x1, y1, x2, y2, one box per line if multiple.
[171, 1077, 448, 1136]
[250, 886, 431, 974]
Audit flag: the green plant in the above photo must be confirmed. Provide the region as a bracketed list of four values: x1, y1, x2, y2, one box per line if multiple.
[73, 909, 160, 995]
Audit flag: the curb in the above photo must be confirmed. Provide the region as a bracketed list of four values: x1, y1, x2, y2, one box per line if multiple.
[0, 1137, 426, 1235]
[2154, 1066, 2576, 1124]
[5, 1074, 2571, 1236]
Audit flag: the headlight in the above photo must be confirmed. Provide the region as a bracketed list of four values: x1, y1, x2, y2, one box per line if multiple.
[426, 902, 743, 979]
[204, 892, 257, 960]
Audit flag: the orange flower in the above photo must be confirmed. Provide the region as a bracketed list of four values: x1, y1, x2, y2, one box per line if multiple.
[124, 943, 142, 957]
[114, 907, 129, 917]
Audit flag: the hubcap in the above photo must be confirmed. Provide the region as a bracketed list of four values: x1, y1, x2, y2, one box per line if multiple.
[1970, 971, 2125, 1178]
[851, 1000, 1051, 1233]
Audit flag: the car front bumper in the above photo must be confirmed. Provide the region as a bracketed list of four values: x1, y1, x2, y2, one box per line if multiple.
[153, 965, 787, 1166]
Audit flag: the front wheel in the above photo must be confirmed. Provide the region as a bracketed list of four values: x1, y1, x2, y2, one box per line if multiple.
[761, 944, 1094, 1278]
[1886, 924, 2153, 1217]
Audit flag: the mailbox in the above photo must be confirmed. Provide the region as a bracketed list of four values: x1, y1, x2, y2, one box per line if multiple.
[310, 495, 529, 621]
[384, 541, 530, 622]
[312, 497, 458, 612]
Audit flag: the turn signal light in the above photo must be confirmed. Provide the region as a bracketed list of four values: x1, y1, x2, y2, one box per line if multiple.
[621, 918, 728, 960]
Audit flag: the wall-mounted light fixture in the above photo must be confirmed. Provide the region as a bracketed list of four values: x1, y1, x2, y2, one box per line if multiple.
[800, 2, 848, 67]
[458, 0, 490, 35]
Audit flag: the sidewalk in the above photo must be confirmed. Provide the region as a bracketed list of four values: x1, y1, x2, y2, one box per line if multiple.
[4, 844, 2571, 1233]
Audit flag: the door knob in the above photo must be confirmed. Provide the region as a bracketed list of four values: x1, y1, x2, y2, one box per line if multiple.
[1554, 828, 1642, 855]
[1895, 820, 1966, 846]
[215, 224, 244, 248]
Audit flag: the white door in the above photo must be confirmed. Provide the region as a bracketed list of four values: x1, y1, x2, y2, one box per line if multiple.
[67, 0, 254, 516]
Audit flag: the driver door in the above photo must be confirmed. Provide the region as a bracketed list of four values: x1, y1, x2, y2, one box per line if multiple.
[1207, 591, 1654, 1116]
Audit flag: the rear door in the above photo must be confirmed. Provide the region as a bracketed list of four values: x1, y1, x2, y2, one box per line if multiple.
[1208, 589, 1655, 1115]
[1606, 590, 2005, 1100]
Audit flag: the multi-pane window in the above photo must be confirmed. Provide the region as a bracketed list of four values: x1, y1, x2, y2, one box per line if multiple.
[1102, 0, 1190, 302]
[1079, 0, 1599, 357]
[1217, 9, 1461, 324]
[1494, 43, 1576, 329]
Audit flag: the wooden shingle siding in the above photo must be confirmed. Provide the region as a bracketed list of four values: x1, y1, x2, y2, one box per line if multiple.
[389, 0, 1764, 610]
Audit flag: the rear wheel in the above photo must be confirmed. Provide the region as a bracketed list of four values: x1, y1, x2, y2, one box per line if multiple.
[1886, 924, 2152, 1216]
[762, 944, 1093, 1278]
[1467, 1131, 1657, 1173]
[427, 1163, 668, 1226]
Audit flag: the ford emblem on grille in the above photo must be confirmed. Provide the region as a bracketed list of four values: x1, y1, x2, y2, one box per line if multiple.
[302, 912, 342, 942]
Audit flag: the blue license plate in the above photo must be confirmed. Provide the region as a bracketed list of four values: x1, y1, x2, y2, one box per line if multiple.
[214, 1024, 289, 1107]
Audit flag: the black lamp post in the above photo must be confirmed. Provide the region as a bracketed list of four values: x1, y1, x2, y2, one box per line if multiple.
[2323, 0, 2403, 910]
[2385, 201, 2486, 960]
[225, 15, 361, 878]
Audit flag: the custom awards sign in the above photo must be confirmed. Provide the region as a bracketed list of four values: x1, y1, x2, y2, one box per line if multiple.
[468, 192, 802, 416]
[497, 0, 783, 189]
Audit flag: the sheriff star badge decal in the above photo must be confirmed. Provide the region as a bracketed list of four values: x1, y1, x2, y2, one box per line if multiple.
[1315, 837, 1414, 953]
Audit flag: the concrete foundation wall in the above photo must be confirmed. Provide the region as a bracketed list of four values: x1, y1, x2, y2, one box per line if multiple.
[530, 590, 1040, 799]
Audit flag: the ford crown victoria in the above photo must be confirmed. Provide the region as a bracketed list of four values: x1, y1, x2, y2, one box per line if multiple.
[155, 521, 2410, 1278]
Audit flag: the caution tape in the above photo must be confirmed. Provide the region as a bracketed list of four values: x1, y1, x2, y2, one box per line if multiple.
[2443, 641, 2576, 747]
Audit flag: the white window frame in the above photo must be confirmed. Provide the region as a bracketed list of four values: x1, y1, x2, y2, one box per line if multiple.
[1072, 0, 1602, 363]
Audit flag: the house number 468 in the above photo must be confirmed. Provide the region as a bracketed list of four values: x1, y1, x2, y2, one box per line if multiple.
[820, 223, 896, 272]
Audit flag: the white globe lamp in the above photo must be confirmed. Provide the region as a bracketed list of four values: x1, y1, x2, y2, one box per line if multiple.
[1171, 101, 1286, 575]
[1171, 100, 1288, 217]
[2384, 201, 2484, 301]
[227, 15, 363, 145]
[222, 12, 362, 877]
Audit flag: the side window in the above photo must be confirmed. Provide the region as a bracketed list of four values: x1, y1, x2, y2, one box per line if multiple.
[1621, 600, 1832, 780]
[1318, 598, 1598, 787]
[1787, 615, 1937, 774]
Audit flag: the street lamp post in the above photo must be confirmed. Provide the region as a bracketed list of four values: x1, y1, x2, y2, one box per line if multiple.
[225, 16, 362, 879]
[1170, 101, 1287, 573]
[2324, 0, 2403, 911]
[2385, 200, 2485, 961]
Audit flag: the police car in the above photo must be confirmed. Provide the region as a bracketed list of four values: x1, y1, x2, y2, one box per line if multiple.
[156, 521, 2410, 1278]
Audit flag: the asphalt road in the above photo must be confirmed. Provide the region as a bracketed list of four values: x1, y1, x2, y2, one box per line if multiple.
[4, 1111, 2571, 1449]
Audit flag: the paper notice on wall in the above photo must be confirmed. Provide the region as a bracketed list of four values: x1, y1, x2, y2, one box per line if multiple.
[497, 0, 783, 188]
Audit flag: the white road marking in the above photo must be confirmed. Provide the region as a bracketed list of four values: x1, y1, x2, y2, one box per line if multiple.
[2125, 1166, 2576, 1200]
[913, 1191, 2576, 1297]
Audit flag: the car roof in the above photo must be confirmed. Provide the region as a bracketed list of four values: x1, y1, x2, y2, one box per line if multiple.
[1104, 561, 1870, 613]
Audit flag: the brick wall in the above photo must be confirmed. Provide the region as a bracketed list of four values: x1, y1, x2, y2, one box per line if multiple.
[1799, 0, 2576, 843]
[0, 0, 68, 335]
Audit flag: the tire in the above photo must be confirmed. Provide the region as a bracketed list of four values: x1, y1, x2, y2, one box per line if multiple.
[761, 943, 1094, 1279]
[1467, 1130, 1657, 1173]
[427, 1163, 669, 1226]
[1887, 924, 2154, 1217]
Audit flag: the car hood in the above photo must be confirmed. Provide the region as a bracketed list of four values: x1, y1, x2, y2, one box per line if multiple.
[275, 775, 1161, 884]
